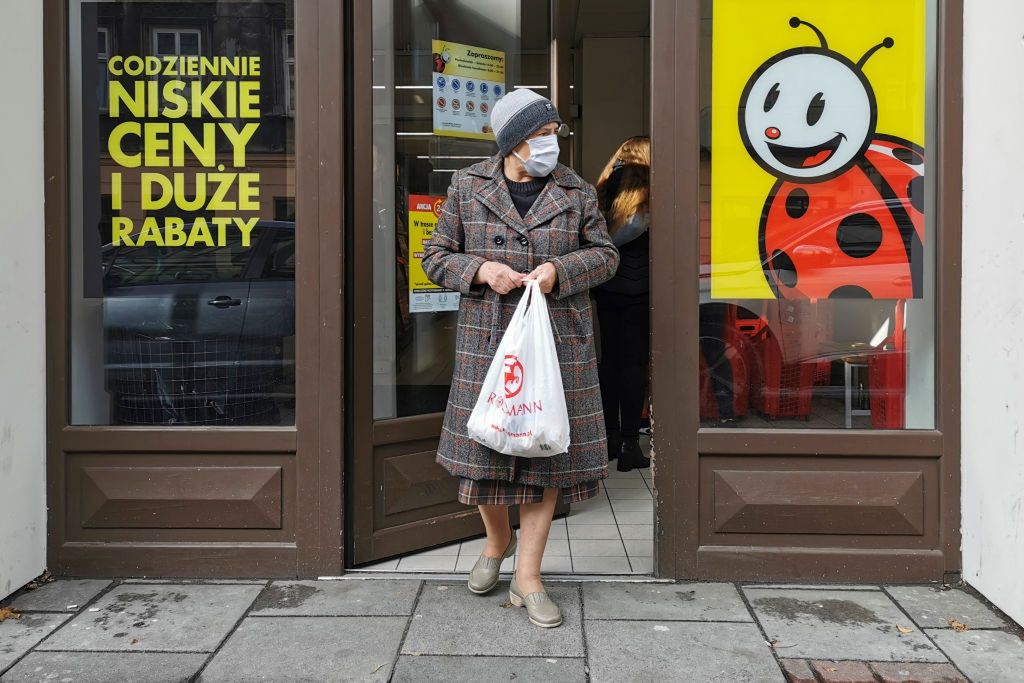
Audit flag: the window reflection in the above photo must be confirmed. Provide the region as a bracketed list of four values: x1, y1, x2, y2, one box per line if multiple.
[70, 1, 296, 426]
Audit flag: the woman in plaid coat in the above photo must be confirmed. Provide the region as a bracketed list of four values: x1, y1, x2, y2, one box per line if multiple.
[422, 89, 619, 628]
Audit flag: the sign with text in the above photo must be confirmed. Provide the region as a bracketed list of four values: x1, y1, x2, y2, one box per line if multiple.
[408, 194, 459, 313]
[431, 39, 505, 141]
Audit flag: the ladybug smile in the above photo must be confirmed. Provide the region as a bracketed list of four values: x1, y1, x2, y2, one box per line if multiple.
[766, 133, 846, 169]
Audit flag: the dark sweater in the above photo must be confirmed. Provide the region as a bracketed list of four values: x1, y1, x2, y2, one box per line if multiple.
[505, 175, 548, 217]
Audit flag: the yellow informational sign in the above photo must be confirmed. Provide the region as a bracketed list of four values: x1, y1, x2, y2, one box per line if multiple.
[711, 1, 926, 300]
[409, 194, 460, 313]
[432, 39, 506, 140]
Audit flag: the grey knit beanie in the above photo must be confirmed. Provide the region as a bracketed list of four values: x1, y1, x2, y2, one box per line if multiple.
[490, 88, 561, 157]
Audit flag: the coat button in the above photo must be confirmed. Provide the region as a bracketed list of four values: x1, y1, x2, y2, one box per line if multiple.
[518, 236, 529, 247]
[494, 236, 505, 246]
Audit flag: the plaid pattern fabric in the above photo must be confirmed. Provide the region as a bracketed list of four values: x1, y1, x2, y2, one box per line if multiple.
[421, 155, 619, 489]
[458, 477, 600, 506]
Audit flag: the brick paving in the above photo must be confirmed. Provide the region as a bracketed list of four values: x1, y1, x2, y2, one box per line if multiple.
[1, 577, 1020, 681]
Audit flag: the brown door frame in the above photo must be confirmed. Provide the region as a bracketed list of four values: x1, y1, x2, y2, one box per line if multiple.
[43, 0, 345, 577]
[649, 0, 963, 581]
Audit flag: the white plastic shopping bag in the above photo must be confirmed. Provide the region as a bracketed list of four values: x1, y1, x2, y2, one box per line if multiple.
[467, 280, 571, 457]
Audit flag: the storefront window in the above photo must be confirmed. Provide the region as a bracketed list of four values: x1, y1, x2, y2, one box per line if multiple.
[699, 0, 936, 429]
[69, 1, 296, 426]
[371, 0, 551, 419]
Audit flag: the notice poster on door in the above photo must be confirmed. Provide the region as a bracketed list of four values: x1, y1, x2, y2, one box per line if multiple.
[432, 39, 505, 140]
[710, 0, 926, 300]
[409, 194, 460, 313]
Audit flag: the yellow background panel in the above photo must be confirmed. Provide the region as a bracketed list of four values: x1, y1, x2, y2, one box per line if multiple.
[710, 0, 926, 299]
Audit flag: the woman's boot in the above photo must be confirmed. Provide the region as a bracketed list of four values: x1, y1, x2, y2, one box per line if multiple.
[616, 437, 650, 472]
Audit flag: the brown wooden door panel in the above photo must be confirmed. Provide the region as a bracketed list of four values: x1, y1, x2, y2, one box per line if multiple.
[80, 465, 283, 529]
[64, 453, 297, 544]
[699, 456, 940, 549]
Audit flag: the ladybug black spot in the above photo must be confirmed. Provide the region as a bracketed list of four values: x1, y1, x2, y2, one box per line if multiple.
[786, 188, 810, 219]
[829, 285, 873, 299]
[893, 147, 924, 166]
[908, 176, 924, 213]
[770, 250, 798, 289]
[836, 213, 883, 259]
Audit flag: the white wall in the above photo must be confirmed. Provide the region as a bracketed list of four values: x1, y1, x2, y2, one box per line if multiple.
[961, 0, 1024, 627]
[0, 0, 46, 599]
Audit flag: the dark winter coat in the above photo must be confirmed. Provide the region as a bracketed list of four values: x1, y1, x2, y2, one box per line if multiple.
[421, 155, 620, 488]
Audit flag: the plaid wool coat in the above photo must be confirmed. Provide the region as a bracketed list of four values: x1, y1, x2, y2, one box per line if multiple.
[421, 155, 620, 488]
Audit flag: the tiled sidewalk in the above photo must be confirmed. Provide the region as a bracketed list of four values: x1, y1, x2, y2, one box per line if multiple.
[2, 577, 1022, 682]
[359, 444, 655, 575]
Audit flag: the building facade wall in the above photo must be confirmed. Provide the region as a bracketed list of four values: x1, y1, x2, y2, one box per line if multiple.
[960, 0, 1024, 628]
[0, 0, 47, 599]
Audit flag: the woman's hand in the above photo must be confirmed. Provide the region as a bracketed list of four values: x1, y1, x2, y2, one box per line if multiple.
[524, 262, 558, 294]
[475, 261, 527, 295]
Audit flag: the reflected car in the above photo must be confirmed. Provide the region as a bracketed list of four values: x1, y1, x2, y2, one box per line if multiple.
[101, 221, 295, 426]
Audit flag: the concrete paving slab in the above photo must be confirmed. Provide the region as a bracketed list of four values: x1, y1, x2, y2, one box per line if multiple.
[2, 651, 207, 682]
[583, 582, 752, 622]
[869, 661, 968, 683]
[8, 580, 112, 612]
[120, 579, 268, 585]
[744, 587, 947, 662]
[391, 655, 587, 682]
[0, 613, 71, 672]
[925, 628, 1024, 683]
[886, 586, 1007, 629]
[401, 581, 584, 657]
[199, 616, 406, 682]
[745, 584, 882, 591]
[38, 583, 262, 653]
[248, 579, 420, 617]
[585, 620, 783, 682]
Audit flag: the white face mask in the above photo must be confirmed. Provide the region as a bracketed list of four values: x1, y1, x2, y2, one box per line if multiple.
[513, 134, 560, 177]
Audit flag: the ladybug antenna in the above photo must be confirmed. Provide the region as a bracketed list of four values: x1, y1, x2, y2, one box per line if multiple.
[857, 37, 895, 68]
[789, 16, 828, 50]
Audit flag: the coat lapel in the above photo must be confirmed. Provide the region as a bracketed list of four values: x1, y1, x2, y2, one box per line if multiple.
[467, 156, 584, 234]
[523, 165, 578, 230]
[468, 155, 528, 236]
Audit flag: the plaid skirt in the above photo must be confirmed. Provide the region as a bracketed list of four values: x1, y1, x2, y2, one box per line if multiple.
[458, 477, 600, 505]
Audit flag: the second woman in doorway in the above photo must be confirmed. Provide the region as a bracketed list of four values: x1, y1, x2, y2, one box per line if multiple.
[594, 136, 652, 472]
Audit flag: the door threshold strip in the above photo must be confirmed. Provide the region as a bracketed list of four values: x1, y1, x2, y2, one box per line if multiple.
[320, 572, 672, 583]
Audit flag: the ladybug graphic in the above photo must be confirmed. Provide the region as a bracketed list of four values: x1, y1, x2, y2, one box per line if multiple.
[432, 46, 450, 73]
[739, 17, 924, 300]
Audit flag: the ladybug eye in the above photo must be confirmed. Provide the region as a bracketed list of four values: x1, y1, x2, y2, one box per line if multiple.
[764, 83, 781, 112]
[807, 92, 826, 126]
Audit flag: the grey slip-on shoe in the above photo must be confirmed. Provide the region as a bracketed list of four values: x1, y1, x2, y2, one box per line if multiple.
[467, 531, 517, 595]
[508, 574, 562, 628]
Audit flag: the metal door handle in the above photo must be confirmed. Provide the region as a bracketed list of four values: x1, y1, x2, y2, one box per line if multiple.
[207, 296, 242, 308]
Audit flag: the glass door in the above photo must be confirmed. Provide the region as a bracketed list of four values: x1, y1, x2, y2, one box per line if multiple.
[349, 0, 557, 564]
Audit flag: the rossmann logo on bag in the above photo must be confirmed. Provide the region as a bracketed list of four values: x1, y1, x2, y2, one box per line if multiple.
[485, 355, 545, 418]
[467, 281, 571, 458]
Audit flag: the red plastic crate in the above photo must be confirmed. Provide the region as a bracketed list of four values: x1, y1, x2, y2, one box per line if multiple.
[750, 331, 814, 419]
[869, 300, 907, 429]
[699, 308, 753, 420]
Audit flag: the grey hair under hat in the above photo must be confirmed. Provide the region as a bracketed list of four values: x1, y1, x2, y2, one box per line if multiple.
[490, 88, 561, 157]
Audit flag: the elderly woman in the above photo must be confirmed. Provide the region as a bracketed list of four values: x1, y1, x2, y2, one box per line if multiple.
[422, 88, 619, 629]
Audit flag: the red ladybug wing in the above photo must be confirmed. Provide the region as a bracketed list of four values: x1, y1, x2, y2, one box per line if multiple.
[865, 136, 925, 245]
[761, 165, 917, 300]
